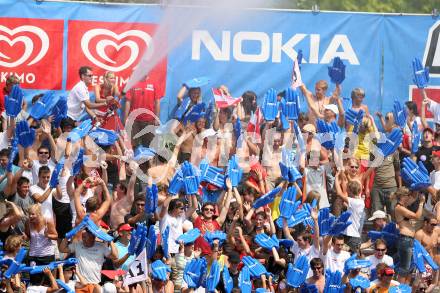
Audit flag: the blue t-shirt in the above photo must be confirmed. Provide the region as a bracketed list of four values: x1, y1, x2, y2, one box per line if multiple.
[115, 241, 135, 271]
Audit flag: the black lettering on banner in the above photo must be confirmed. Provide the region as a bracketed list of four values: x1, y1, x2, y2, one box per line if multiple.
[127, 260, 145, 278]
[425, 22, 440, 74]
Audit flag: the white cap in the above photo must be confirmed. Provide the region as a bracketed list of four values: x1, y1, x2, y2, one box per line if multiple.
[368, 210, 387, 221]
[324, 104, 339, 115]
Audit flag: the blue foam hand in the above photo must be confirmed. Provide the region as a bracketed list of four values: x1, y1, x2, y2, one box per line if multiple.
[184, 76, 210, 88]
[261, 88, 278, 121]
[176, 228, 201, 245]
[145, 184, 158, 214]
[293, 120, 306, 152]
[84, 216, 114, 242]
[169, 168, 184, 195]
[234, 118, 242, 143]
[378, 128, 403, 158]
[206, 260, 221, 292]
[223, 265, 233, 293]
[227, 155, 243, 187]
[411, 121, 421, 154]
[276, 208, 309, 228]
[67, 119, 93, 143]
[328, 57, 346, 84]
[204, 230, 227, 247]
[324, 270, 345, 293]
[72, 148, 84, 176]
[413, 239, 426, 272]
[135, 225, 148, 256]
[393, 100, 407, 128]
[147, 225, 157, 259]
[318, 208, 333, 236]
[329, 211, 352, 236]
[16, 120, 35, 148]
[414, 239, 439, 271]
[349, 275, 370, 290]
[284, 88, 300, 120]
[300, 284, 319, 293]
[316, 119, 339, 150]
[412, 58, 430, 89]
[239, 266, 252, 293]
[183, 103, 206, 124]
[56, 280, 74, 293]
[255, 233, 279, 250]
[184, 258, 205, 289]
[367, 230, 382, 242]
[65, 216, 89, 240]
[7, 138, 18, 173]
[279, 187, 300, 219]
[151, 260, 170, 281]
[182, 161, 200, 195]
[49, 158, 65, 189]
[127, 230, 138, 255]
[4, 247, 27, 278]
[253, 186, 282, 209]
[286, 255, 309, 288]
[344, 256, 372, 272]
[29, 91, 58, 120]
[200, 163, 225, 188]
[280, 111, 290, 130]
[345, 108, 364, 134]
[401, 157, 431, 190]
[51, 96, 68, 128]
[389, 284, 412, 293]
[5, 84, 24, 117]
[242, 256, 267, 278]
[175, 97, 191, 120]
[88, 128, 118, 147]
[24, 258, 78, 275]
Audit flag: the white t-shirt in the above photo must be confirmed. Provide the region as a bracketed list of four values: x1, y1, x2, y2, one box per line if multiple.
[304, 166, 330, 209]
[367, 254, 394, 270]
[70, 188, 94, 225]
[29, 184, 53, 219]
[290, 240, 320, 278]
[323, 247, 351, 273]
[26, 286, 48, 293]
[429, 100, 440, 124]
[67, 80, 89, 121]
[56, 170, 71, 204]
[159, 213, 186, 254]
[31, 159, 55, 186]
[343, 197, 365, 238]
[69, 241, 110, 284]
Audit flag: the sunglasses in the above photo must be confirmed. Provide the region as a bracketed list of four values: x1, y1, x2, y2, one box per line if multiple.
[312, 266, 323, 271]
[350, 165, 359, 169]
[204, 208, 214, 212]
[84, 74, 93, 77]
[39, 151, 49, 155]
[136, 203, 145, 207]
[376, 248, 386, 252]
[429, 223, 437, 226]
[177, 206, 185, 210]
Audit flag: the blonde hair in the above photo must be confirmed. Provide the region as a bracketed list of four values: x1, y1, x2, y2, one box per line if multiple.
[103, 71, 115, 90]
[351, 88, 365, 100]
[315, 80, 328, 91]
[28, 203, 42, 216]
[4, 235, 22, 253]
[392, 187, 411, 201]
[347, 180, 362, 197]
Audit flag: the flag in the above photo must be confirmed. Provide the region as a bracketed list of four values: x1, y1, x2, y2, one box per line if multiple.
[123, 249, 148, 287]
[247, 107, 263, 143]
[212, 88, 241, 108]
[291, 55, 302, 89]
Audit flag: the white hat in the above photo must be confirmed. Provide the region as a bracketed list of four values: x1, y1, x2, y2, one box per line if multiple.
[368, 210, 387, 221]
[324, 104, 339, 115]
[102, 283, 117, 293]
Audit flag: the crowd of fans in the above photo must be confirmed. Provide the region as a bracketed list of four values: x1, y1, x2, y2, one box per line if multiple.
[0, 55, 439, 293]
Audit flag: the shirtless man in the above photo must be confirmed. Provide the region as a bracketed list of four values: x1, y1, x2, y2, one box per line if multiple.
[350, 87, 370, 115]
[177, 117, 206, 164]
[110, 163, 137, 228]
[300, 80, 331, 125]
[415, 217, 439, 286]
[305, 258, 325, 293]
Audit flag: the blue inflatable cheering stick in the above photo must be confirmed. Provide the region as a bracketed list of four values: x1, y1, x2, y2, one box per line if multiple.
[328, 57, 346, 84]
[261, 88, 278, 121]
[412, 58, 430, 89]
[5, 84, 23, 118]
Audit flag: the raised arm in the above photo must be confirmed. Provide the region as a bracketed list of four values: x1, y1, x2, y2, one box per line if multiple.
[421, 89, 430, 129]
[216, 179, 233, 226]
[335, 170, 349, 204]
[92, 178, 112, 222]
[186, 193, 198, 219]
[300, 84, 323, 119]
[396, 194, 425, 220]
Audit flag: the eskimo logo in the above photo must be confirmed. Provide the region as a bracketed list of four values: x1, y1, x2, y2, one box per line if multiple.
[423, 20, 440, 76]
[0, 25, 49, 68]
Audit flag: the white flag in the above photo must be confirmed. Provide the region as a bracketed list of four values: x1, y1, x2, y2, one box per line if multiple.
[123, 248, 148, 287]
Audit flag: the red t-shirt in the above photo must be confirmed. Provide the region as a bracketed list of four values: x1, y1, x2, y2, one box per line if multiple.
[193, 216, 221, 255]
[125, 79, 164, 122]
[0, 87, 8, 115]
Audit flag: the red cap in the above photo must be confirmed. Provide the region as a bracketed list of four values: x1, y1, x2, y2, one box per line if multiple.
[99, 220, 109, 230]
[118, 223, 133, 232]
[101, 269, 125, 280]
[433, 150, 440, 158]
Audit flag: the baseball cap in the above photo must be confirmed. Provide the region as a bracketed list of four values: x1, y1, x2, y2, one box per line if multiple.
[99, 220, 110, 230]
[118, 223, 133, 232]
[433, 150, 440, 158]
[368, 210, 387, 221]
[324, 104, 339, 115]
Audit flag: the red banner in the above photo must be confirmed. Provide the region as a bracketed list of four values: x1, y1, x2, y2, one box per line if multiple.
[0, 18, 63, 89]
[411, 86, 440, 119]
[67, 20, 167, 91]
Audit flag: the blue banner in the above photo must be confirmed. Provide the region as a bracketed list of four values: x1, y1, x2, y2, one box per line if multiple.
[0, 0, 437, 122]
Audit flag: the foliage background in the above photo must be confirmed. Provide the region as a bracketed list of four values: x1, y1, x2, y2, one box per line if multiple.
[66, 0, 439, 14]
